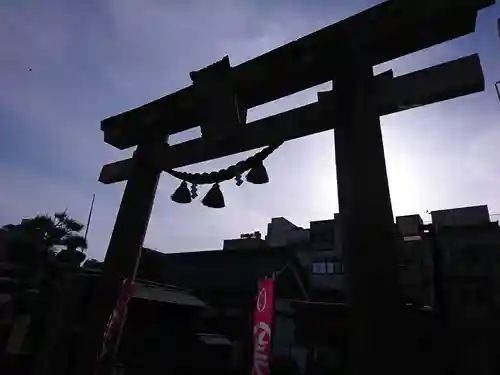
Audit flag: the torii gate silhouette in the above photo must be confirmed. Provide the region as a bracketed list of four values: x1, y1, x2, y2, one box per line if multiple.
[73, 1, 494, 374]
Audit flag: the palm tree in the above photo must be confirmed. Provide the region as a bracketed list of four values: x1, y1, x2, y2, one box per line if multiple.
[3, 211, 87, 267]
[2, 213, 89, 375]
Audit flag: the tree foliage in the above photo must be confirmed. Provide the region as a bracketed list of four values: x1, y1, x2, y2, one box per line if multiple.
[82, 258, 102, 270]
[1, 211, 88, 267]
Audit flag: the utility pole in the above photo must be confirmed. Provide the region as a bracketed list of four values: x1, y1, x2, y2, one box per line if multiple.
[84, 194, 96, 242]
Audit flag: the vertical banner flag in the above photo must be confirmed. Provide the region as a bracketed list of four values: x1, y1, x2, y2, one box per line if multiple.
[94, 278, 135, 374]
[252, 278, 275, 375]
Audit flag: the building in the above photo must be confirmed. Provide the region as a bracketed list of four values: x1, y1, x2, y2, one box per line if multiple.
[396, 205, 500, 375]
[11, 204, 499, 375]
[305, 217, 344, 299]
[3, 242, 312, 374]
[431, 206, 500, 375]
[24, 270, 220, 375]
[221, 204, 500, 374]
[265, 217, 310, 247]
[137, 246, 311, 373]
[395, 205, 500, 310]
[135, 243, 452, 375]
[225, 215, 345, 301]
[396, 214, 434, 307]
[225, 205, 500, 311]
[223, 231, 267, 250]
[265, 217, 343, 296]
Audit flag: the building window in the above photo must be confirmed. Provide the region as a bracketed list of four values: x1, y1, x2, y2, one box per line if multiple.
[312, 262, 326, 274]
[326, 262, 334, 274]
[330, 262, 344, 274]
[313, 261, 344, 274]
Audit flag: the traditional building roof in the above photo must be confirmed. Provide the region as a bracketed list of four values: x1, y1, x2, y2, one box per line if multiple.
[138, 246, 308, 299]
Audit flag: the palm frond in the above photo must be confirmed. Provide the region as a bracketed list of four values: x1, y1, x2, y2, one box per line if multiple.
[63, 218, 85, 233]
[63, 235, 88, 251]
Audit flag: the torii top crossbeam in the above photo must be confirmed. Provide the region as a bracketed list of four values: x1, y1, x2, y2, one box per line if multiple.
[100, 54, 484, 184]
[101, 0, 492, 151]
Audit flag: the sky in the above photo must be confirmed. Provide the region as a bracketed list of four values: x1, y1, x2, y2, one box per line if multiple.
[1, 0, 500, 261]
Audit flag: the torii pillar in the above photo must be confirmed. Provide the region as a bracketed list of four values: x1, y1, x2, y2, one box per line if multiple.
[71, 140, 164, 375]
[321, 49, 406, 374]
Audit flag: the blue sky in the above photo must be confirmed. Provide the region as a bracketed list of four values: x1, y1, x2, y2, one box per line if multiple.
[1, 0, 500, 260]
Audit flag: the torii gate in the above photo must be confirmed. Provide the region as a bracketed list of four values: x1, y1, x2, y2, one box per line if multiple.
[74, 0, 494, 374]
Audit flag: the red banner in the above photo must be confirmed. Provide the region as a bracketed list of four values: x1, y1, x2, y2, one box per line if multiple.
[94, 278, 134, 374]
[252, 279, 275, 375]
[103, 278, 134, 343]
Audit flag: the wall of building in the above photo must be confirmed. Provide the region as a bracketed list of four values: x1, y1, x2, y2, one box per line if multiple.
[307, 251, 344, 293]
[272, 299, 308, 374]
[435, 222, 500, 375]
[397, 206, 500, 313]
[230, 206, 500, 311]
[431, 205, 490, 228]
[308, 218, 344, 293]
[266, 218, 309, 247]
[398, 234, 434, 307]
[436, 223, 500, 319]
[222, 238, 267, 250]
[265, 216, 344, 298]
